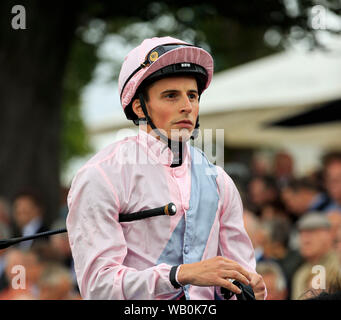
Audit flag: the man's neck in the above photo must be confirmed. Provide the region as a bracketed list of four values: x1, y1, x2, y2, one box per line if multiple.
[141, 125, 188, 167]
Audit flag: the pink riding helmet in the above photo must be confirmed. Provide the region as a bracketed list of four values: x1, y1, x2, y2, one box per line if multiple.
[118, 36, 214, 120]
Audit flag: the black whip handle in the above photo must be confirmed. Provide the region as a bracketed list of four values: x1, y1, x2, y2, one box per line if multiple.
[0, 228, 67, 250]
[119, 202, 176, 222]
[0, 203, 177, 249]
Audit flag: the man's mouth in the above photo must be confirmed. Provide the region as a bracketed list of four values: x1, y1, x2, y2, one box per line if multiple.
[174, 119, 193, 128]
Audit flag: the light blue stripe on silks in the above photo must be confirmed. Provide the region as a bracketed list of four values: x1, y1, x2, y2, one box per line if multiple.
[183, 146, 219, 265]
[157, 146, 219, 268]
[156, 215, 185, 266]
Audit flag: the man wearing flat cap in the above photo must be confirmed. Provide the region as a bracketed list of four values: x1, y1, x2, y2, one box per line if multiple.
[291, 212, 340, 299]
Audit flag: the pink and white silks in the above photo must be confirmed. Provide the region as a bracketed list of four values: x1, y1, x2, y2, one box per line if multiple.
[66, 130, 256, 300]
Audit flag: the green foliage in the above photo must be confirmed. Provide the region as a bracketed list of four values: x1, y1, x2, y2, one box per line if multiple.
[170, 6, 279, 71]
[60, 34, 100, 171]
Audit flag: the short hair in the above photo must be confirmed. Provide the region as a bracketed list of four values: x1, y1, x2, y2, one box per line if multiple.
[265, 218, 291, 247]
[256, 261, 287, 292]
[322, 151, 341, 168]
[250, 175, 278, 191]
[284, 177, 320, 192]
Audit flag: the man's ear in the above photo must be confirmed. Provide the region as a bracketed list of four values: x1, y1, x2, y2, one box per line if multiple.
[132, 98, 146, 119]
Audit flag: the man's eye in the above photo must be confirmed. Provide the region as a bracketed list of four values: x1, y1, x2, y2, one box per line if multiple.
[189, 93, 198, 100]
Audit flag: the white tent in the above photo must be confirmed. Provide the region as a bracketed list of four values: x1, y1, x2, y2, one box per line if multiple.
[197, 41, 341, 151]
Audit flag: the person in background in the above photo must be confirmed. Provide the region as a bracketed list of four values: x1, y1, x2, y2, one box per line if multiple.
[273, 151, 294, 188]
[261, 218, 303, 299]
[280, 177, 334, 251]
[24, 249, 46, 298]
[243, 209, 268, 262]
[0, 247, 48, 299]
[0, 197, 12, 232]
[306, 168, 325, 193]
[250, 152, 271, 177]
[259, 199, 290, 223]
[49, 218, 78, 291]
[247, 175, 279, 217]
[12, 189, 49, 251]
[37, 263, 81, 300]
[333, 224, 341, 264]
[281, 178, 331, 220]
[0, 223, 11, 291]
[323, 152, 341, 212]
[327, 211, 341, 244]
[58, 187, 70, 221]
[305, 215, 341, 300]
[291, 212, 340, 300]
[256, 261, 288, 300]
[0, 249, 36, 299]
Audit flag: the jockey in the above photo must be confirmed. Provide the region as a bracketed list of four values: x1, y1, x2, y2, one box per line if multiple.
[66, 36, 266, 300]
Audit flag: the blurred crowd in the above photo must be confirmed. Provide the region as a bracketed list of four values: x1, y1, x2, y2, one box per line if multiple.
[242, 150, 341, 300]
[0, 150, 341, 300]
[0, 188, 81, 300]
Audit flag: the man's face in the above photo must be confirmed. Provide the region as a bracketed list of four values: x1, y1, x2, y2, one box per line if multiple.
[141, 76, 199, 142]
[325, 161, 341, 204]
[248, 179, 267, 206]
[281, 188, 306, 215]
[299, 228, 332, 262]
[13, 196, 41, 229]
[248, 178, 276, 207]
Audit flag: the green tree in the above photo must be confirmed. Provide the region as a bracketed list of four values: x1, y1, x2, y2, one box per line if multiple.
[60, 37, 99, 173]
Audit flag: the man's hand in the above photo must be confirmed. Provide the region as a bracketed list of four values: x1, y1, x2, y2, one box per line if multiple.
[177, 256, 252, 295]
[249, 272, 266, 300]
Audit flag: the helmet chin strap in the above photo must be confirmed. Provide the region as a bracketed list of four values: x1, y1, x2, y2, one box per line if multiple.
[137, 93, 200, 167]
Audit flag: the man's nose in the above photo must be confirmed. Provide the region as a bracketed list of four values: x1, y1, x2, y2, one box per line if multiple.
[180, 95, 193, 113]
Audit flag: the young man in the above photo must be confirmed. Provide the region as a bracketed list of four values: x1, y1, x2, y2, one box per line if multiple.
[66, 36, 266, 300]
